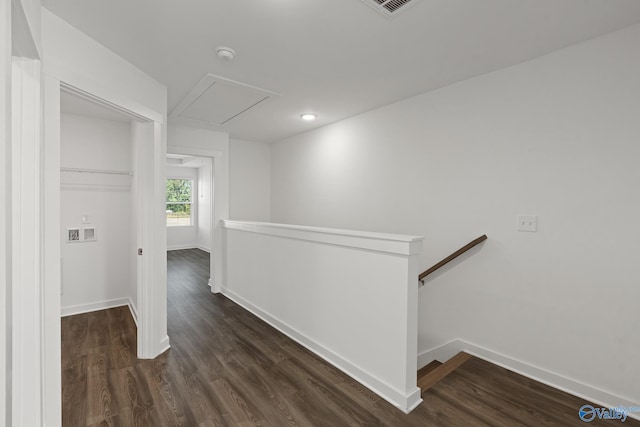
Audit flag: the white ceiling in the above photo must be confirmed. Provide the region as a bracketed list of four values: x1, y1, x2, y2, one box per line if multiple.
[43, 0, 640, 143]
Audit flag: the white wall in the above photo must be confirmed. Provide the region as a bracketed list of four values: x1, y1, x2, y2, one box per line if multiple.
[12, 0, 41, 59]
[41, 8, 165, 122]
[197, 158, 212, 252]
[60, 113, 135, 314]
[223, 221, 422, 413]
[271, 24, 640, 405]
[230, 139, 271, 222]
[166, 165, 198, 250]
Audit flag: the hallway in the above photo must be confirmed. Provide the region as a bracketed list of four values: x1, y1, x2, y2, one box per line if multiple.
[61, 249, 633, 426]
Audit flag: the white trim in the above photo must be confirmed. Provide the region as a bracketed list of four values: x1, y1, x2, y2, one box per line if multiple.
[60, 83, 155, 123]
[127, 299, 138, 327]
[418, 340, 640, 421]
[158, 335, 171, 355]
[417, 340, 462, 366]
[136, 121, 169, 359]
[167, 244, 199, 251]
[222, 288, 422, 414]
[61, 298, 135, 318]
[197, 245, 211, 253]
[61, 184, 131, 192]
[11, 56, 43, 426]
[0, 0, 10, 423]
[222, 220, 424, 255]
[42, 74, 62, 427]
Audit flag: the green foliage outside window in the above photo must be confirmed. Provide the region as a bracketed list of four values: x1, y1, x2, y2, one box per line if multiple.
[166, 179, 193, 226]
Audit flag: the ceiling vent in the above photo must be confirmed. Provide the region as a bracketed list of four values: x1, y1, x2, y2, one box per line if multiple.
[360, 0, 422, 17]
[170, 74, 279, 127]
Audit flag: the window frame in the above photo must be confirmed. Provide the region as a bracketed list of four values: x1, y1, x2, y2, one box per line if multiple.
[166, 177, 195, 227]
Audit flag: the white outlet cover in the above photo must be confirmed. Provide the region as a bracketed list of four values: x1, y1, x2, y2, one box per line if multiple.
[517, 215, 537, 232]
[83, 227, 96, 242]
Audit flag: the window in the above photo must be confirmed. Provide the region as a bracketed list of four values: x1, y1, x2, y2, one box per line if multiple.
[166, 178, 193, 226]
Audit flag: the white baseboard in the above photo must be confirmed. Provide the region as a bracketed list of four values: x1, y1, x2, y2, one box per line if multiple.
[158, 335, 171, 355]
[221, 287, 422, 414]
[61, 297, 138, 327]
[127, 299, 138, 327]
[418, 339, 640, 421]
[197, 245, 210, 253]
[167, 244, 198, 251]
[418, 340, 461, 366]
[62, 298, 129, 317]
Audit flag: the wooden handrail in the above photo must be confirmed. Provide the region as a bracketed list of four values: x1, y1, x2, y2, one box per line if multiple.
[419, 235, 487, 282]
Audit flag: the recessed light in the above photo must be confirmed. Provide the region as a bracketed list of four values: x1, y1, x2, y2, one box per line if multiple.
[300, 113, 317, 121]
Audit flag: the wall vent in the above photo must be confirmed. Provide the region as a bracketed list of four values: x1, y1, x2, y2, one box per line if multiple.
[360, 0, 422, 17]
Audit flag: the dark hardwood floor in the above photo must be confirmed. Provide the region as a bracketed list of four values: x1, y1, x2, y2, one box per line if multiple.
[61, 248, 639, 426]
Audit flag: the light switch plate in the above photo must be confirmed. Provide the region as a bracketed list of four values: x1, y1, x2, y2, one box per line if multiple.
[517, 215, 537, 232]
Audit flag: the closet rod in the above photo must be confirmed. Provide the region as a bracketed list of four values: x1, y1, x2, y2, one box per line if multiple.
[60, 167, 133, 176]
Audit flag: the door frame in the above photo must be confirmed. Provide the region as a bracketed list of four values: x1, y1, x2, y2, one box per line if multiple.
[5, 0, 46, 423]
[0, 0, 10, 422]
[11, 53, 43, 427]
[165, 147, 222, 291]
[41, 79, 169, 425]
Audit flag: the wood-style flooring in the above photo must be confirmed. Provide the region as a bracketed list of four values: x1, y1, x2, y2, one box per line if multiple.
[61, 248, 639, 426]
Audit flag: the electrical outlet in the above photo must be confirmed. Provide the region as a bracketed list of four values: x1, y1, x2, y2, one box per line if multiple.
[517, 215, 537, 232]
[67, 228, 81, 242]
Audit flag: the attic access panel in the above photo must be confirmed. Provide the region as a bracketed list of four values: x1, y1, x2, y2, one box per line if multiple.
[171, 74, 280, 126]
[360, 0, 423, 17]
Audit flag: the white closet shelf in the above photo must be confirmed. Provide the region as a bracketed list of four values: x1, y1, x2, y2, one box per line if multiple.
[60, 167, 133, 176]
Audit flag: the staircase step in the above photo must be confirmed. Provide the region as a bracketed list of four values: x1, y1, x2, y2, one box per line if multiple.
[418, 360, 442, 378]
[418, 352, 472, 393]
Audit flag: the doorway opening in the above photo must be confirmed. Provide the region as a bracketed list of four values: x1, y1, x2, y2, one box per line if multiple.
[165, 150, 216, 293]
[165, 153, 214, 307]
[59, 90, 141, 323]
